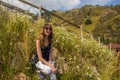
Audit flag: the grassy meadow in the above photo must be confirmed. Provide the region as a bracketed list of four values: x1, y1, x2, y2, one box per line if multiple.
[0, 7, 120, 80]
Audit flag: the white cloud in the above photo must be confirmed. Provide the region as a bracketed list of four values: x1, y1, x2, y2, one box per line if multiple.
[28, 0, 81, 10]
[1, 0, 112, 14]
[2, 0, 80, 12]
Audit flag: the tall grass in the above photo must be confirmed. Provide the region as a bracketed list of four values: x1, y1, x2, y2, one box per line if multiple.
[0, 7, 119, 80]
[53, 27, 118, 80]
[0, 7, 42, 80]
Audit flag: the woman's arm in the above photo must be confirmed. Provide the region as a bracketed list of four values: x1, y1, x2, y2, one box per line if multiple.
[49, 49, 53, 62]
[36, 39, 56, 72]
[36, 39, 50, 65]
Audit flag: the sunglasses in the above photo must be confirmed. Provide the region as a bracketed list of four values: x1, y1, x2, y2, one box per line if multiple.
[44, 27, 52, 31]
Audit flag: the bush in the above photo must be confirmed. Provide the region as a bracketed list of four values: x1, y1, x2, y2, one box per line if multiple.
[85, 19, 92, 25]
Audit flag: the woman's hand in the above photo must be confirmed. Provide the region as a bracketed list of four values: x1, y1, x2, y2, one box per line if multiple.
[49, 61, 57, 73]
[51, 66, 57, 73]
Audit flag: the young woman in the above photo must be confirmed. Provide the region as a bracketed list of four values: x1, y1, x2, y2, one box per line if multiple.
[35, 24, 57, 80]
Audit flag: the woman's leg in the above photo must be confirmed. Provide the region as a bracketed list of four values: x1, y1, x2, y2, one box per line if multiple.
[50, 73, 56, 80]
[39, 73, 45, 80]
[36, 61, 51, 74]
[49, 61, 56, 80]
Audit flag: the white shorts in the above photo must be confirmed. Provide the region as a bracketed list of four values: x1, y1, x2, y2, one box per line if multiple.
[35, 61, 56, 80]
[36, 61, 51, 74]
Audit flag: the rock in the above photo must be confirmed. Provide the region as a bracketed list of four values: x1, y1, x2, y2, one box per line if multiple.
[14, 73, 27, 80]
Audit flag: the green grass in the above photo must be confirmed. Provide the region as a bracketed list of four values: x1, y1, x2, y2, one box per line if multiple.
[83, 16, 100, 32]
[0, 6, 119, 80]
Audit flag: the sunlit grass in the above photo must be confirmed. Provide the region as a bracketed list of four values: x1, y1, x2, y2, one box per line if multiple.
[0, 7, 119, 80]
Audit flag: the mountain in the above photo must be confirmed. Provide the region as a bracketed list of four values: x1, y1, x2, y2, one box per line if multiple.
[51, 5, 120, 44]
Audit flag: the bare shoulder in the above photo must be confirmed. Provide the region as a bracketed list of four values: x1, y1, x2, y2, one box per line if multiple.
[36, 39, 40, 44]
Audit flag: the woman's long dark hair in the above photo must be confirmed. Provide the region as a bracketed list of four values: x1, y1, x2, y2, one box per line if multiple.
[38, 24, 53, 47]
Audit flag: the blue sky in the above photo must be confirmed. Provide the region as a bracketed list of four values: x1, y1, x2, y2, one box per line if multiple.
[108, 0, 120, 5]
[76, 0, 120, 8]
[28, 0, 120, 11]
[1, 0, 120, 14]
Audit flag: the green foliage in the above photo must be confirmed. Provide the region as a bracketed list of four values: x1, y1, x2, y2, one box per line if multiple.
[0, 7, 39, 80]
[0, 6, 119, 80]
[53, 27, 117, 80]
[85, 19, 92, 25]
[93, 14, 120, 44]
[0, 7, 9, 27]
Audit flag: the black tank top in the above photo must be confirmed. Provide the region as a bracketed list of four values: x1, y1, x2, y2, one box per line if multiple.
[41, 44, 51, 61]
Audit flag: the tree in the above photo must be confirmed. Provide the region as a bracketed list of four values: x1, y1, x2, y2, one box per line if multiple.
[84, 19, 92, 25]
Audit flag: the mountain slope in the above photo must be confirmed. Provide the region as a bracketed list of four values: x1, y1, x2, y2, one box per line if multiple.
[52, 4, 120, 44]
